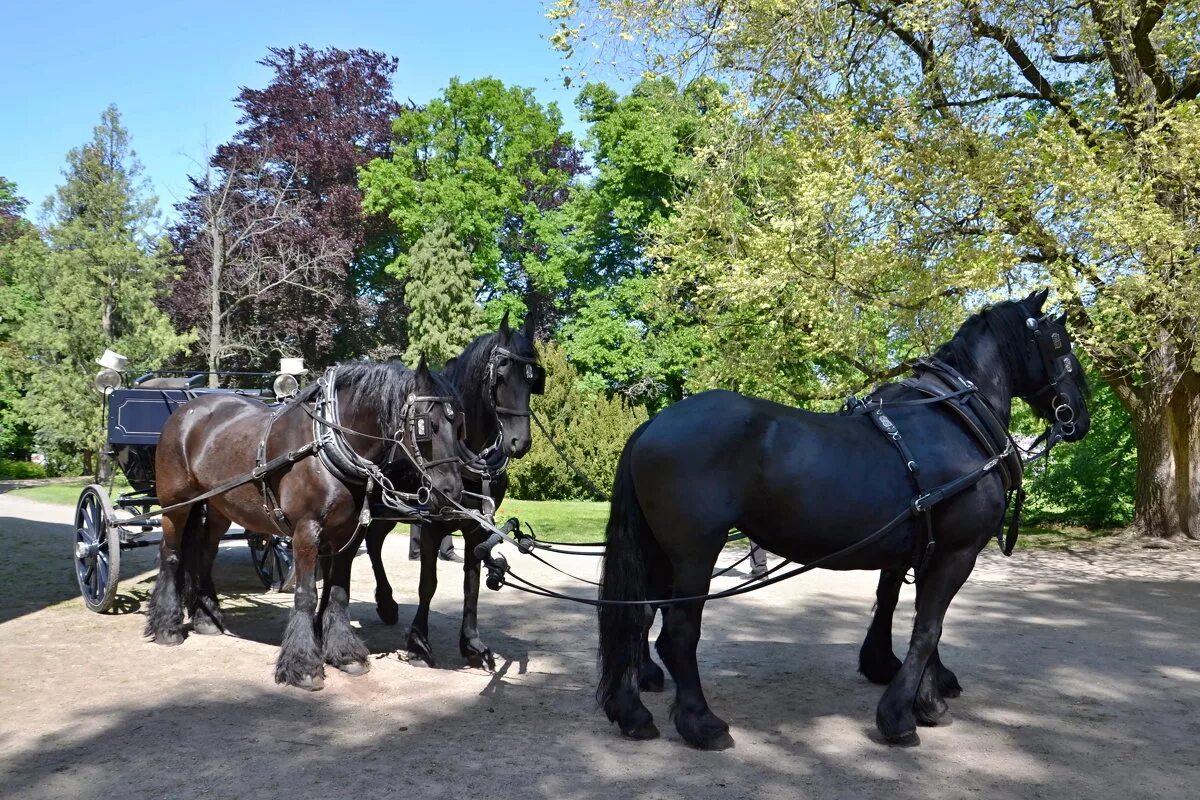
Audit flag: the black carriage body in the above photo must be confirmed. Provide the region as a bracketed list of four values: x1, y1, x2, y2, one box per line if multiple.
[106, 386, 267, 491]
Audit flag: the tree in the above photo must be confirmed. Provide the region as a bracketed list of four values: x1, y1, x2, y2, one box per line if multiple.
[0, 180, 38, 455]
[556, 0, 1200, 538]
[15, 107, 189, 471]
[402, 220, 482, 368]
[166, 45, 403, 366]
[360, 77, 587, 334]
[558, 78, 729, 406]
[169, 154, 350, 384]
[506, 341, 648, 499]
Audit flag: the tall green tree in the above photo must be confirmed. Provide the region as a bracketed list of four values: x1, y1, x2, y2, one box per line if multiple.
[506, 341, 648, 499]
[360, 77, 587, 334]
[556, 0, 1200, 538]
[557, 79, 725, 406]
[16, 107, 189, 471]
[0, 181, 37, 455]
[403, 220, 482, 368]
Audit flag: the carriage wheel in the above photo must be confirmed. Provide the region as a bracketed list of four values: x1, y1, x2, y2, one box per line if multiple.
[248, 533, 295, 592]
[74, 485, 120, 613]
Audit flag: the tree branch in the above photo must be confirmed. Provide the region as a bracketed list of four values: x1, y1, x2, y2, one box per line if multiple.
[1131, 0, 1174, 101]
[922, 90, 1043, 109]
[967, 8, 1099, 146]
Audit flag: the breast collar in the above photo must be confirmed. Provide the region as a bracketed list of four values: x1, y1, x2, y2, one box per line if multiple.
[899, 358, 1024, 493]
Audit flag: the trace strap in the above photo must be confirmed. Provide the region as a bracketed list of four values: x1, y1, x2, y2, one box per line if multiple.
[472, 448, 1006, 607]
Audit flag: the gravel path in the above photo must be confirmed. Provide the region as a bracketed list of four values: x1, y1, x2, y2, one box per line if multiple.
[1, 493, 1197, 799]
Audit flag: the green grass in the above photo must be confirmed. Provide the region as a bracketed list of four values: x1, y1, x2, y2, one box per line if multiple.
[495, 498, 609, 544]
[3, 481, 1122, 553]
[5, 478, 133, 507]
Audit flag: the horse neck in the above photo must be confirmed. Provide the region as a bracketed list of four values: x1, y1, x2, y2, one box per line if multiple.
[336, 387, 392, 465]
[444, 348, 499, 453]
[939, 330, 1016, 429]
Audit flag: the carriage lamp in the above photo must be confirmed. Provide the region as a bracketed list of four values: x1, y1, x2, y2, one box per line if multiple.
[273, 357, 305, 399]
[93, 349, 128, 395]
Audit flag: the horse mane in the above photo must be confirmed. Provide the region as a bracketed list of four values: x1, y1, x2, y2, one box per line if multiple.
[931, 299, 1090, 398]
[294, 361, 456, 435]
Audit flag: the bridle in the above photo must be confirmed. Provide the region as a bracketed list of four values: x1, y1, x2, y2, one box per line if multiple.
[486, 346, 545, 417]
[310, 366, 462, 510]
[1023, 315, 1081, 445]
[459, 345, 545, 481]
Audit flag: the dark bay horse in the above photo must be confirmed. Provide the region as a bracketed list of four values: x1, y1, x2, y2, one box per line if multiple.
[360, 314, 543, 668]
[598, 292, 1090, 748]
[144, 358, 464, 690]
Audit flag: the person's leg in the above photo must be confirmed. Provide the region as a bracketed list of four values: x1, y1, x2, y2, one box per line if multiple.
[749, 543, 768, 578]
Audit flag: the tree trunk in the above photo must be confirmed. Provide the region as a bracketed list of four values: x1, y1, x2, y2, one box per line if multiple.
[208, 226, 224, 388]
[1126, 374, 1199, 539]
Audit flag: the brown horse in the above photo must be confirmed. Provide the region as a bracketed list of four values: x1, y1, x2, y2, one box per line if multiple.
[144, 358, 464, 690]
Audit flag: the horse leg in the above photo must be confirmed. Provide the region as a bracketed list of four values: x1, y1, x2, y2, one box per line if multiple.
[639, 608, 665, 692]
[405, 524, 441, 666]
[145, 505, 195, 645]
[930, 647, 962, 698]
[189, 507, 231, 635]
[321, 548, 370, 675]
[460, 524, 495, 671]
[859, 569, 904, 684]
[661, 561, 732, 750]
[275, 521, 324, 691]
[366, 520, 399, 625]
[860, 569, 962, 697]
[875, 546, 977, 744]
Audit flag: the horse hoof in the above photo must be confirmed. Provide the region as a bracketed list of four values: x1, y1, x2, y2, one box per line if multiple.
[639, 663, 665, 692]
[191, 619, 223, 636]
[406, 631, 436, 667]
[294, 673, 324, 691]
[937, 670, 963, 699]
[466, 648, 495, 672]
[859, 652, 902, 685]
[376, 601, 399, 626]
[884, 729, 920, 747]
[154, 630, 185, 647]
[334, 660, 370, 677]
[698, 730, 735, 751]
[621, 721, 660, 741]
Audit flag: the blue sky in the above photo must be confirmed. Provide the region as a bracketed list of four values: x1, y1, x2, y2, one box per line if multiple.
[3, 1, 603, 222]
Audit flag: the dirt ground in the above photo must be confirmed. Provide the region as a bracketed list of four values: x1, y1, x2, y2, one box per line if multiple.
[1, 492, 1198, 800]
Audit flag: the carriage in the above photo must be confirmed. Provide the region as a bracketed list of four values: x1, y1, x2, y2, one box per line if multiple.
[71, 354, 304, 613]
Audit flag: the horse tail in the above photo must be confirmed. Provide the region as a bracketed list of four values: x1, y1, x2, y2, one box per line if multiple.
[597, 420, 663, 712]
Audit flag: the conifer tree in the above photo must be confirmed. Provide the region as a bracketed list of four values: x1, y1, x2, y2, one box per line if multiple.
[403, 220, 481, 368]
[16, 106, 189, 471]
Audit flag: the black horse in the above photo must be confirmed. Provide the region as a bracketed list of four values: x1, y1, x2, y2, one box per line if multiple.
[359, 313, 543, 668]
[597, 291, 1090, 748]
[145, 358, 464, 690]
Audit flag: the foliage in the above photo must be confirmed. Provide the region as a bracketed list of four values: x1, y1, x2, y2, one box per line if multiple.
[0, 177, 30, 246]
[167, 46, 402, 367]
[1017, 374, 1136, 528]
[402, 220, 483, 368]
[12, 107, 189, 468]
[506, 341, 648, 500]
[554, 0, 1200, 536]
[0, 457, 45, 480]
[0, 178, 36, 454]
[360, 77, 587, 333]
[556, 79, 728, 406]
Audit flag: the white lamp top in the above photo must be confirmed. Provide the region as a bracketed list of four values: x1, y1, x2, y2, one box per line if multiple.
[96, 349, 128, 371]
[279, 357, 305, 375]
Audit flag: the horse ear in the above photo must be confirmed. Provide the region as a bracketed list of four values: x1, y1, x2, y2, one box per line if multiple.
[1026, 288, 1050, 313]
[522, 314, 534, 338]
[444, 355, 458, 372]
[499, 309, 511, 340]
[1056, 312, 1068, 326]
[415, 353, 431, 383]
